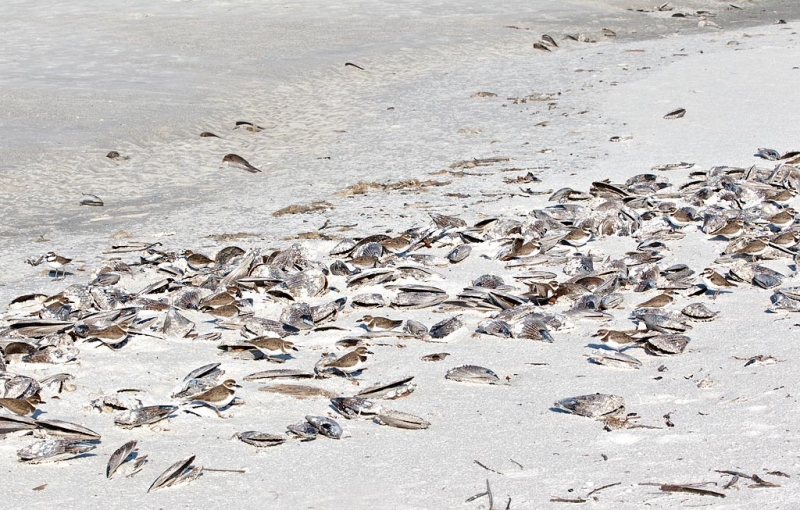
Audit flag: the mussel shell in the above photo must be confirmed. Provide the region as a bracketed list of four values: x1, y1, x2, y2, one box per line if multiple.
[447, 245, 472, 263]
[587, 351, 642, 369]
[163, 307, 195, 338]
[376, 409, 430, 429]
[18, 439, 96, 464]
[114, 405, 177, 429]
[644, 334, 689, 355]
[236, 431, 287, 447]
[287, 421, 318, 441]
[445, 365, 500, 384]
[215, 246, 245, 265]
[351, 293, 386, 308]
[680, 303, 718, 321]
[355, 376, 416, 399]
[477, 319, 512, 338]
[555, 394, 625, 418]
[330, 397, 383, 419]
[304, 415, 342, 439]
[429, 316, 463, 339]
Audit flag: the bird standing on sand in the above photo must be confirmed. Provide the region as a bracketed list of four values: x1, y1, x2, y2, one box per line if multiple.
[183, 379, 241, 418]
[701, 268, 737, 299]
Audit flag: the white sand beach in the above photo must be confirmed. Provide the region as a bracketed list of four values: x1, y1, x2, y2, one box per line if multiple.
[2, 1, 800, 508]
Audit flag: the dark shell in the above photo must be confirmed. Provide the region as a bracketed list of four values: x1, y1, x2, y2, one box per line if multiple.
[429, 316, 463, 339]
[304, 415, 342, 439]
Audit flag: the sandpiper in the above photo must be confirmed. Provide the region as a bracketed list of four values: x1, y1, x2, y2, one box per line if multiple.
[322, 347, 372, 377]
[701, 268, 737, 299]
[733, 238, 769, 261]
[667, 207, 696, 230]
[593, 329, 642, 351]
[184, 379, 241, 418]
[765, 208, 796, 231]
[709, 218, 745, 239]
[45, 252, 72, 280]
[245, 337, 298, 359]
[770, 230, 800, 250]
[561, 226, 592, 247]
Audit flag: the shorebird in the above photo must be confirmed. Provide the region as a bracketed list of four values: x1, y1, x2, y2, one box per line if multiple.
[184, 250, 215, 270]
[44, 252, 72, 280]
[766, 188, 795, 206]
[667, 207, 696, 230]
[245, 337, 298, 360]
[359, 315, 403, 331]
[733, 238, 769, 261]
[322, 347, 372, 377]
[765, 208, 796, 231]
[184, 379, 241, 418]
[701, 268, 737, 299]
[561, 226, 592, 247]
[593, 329, 642, 352]
[709, 218, 745, 239]
[635, 292, 673, 309]
[770, 230, 800, 250]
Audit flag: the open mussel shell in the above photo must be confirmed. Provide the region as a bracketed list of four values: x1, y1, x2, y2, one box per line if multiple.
[0, 414, 39, 435]
[447, 244, 472, 263]
[554, 394, 625, 419]
[355, 376, 416, 400]
[114, 405, 178, 429]
[183, 363, 223, 382]
[304, 415, 342, 439]
[429, 316, 463, 339]
[148, 455, 202, 493]
[287, 421, 318, 441]
[445, 365, 500, 384]
[36, 419, 101, 440]
[18, 439, 97, 464]
[680, 303, 718, 322]
[235, 431, 287, 448]
[107, 440, 138, 479]
[244, 369, 315, 381]
[331, 397, 383, 419]
[259, 384, 336, 400]
[163, 307, 195, 338]
[375, 409, 430, 430]
[644, 334, 689, 355]
[587, 351, 642, 369]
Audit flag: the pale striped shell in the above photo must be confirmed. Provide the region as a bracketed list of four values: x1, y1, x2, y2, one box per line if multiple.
[555, 394, 625, 419]
[445, 365, 500, 384]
